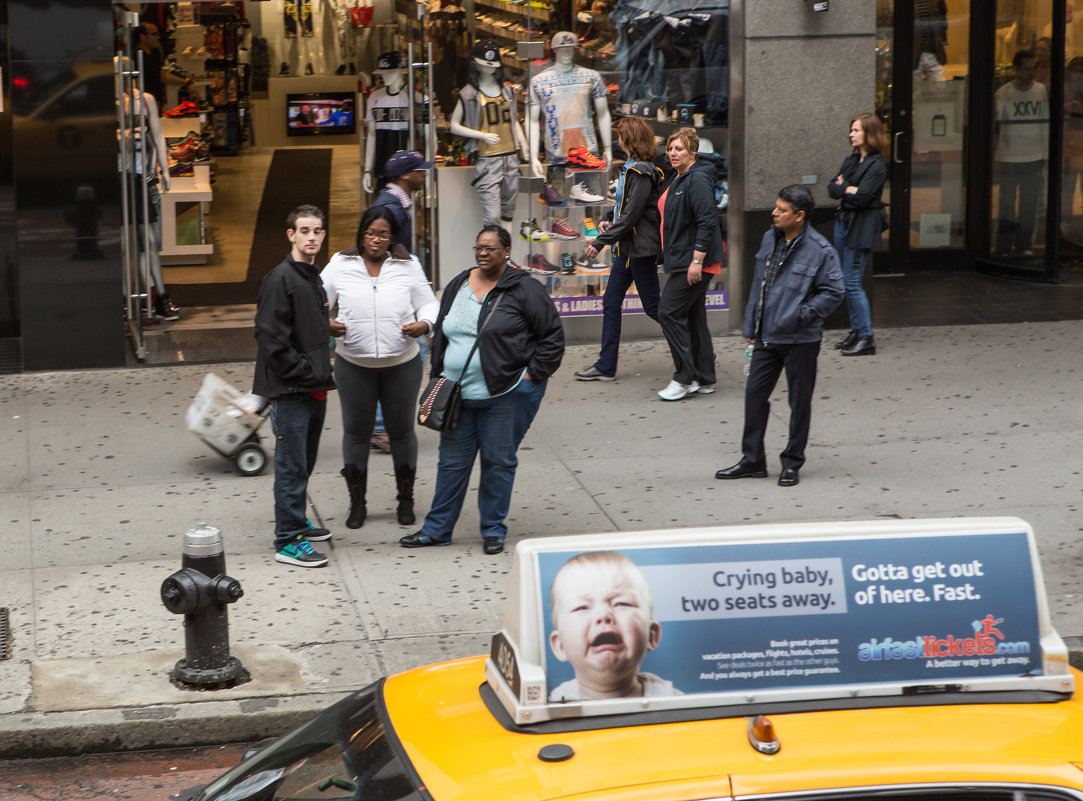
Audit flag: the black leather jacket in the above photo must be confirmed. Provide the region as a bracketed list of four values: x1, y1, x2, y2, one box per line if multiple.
[430, 265, 564, 396]
[253, 255, 335, 399]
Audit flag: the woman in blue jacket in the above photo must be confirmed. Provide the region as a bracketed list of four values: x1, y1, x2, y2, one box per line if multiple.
[827, 112, 887, 357]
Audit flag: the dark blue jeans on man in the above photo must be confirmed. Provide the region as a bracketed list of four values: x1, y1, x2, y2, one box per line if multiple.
[270, 392, 326, 550]
[419, 378, 546, 543]
[594, 254, 660, 377]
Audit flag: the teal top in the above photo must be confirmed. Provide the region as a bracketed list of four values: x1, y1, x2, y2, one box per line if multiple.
[441, 282, 522, 399]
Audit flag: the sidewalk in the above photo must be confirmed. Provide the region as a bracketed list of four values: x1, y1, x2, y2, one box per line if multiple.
[3, 321, 1083, 757]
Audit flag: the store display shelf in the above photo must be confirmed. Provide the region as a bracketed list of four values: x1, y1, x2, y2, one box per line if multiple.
[475, 20, 545, 44]
[161, 117, 204, 138]
[475, 0, 551, 23]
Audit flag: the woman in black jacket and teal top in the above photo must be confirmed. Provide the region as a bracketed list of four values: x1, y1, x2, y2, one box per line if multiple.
[575, 116, 664, 381]
[400, 225, 564, 556]
[827, 112, 887, 357]
[656, 126, 726, 401]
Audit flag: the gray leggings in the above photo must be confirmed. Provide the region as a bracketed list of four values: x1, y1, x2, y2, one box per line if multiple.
[335, 353, 424, 471]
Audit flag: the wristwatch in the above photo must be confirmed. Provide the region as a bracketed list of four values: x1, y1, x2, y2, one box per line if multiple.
[691, 257, 703, 265]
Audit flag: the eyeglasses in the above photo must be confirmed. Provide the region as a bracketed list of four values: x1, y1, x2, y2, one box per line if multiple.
[473, 246, 504, 255]
[363, 231, 392, 241]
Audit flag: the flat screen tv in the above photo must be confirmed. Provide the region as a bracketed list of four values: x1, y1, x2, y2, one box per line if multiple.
[286, 92, 357, 137]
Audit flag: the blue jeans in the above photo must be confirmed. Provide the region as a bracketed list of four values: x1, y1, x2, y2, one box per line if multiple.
[595, 254, 660, 376]
[833, 219, 874, 338]
[420, 379, 546, 542]
[270, 393, 326, 550]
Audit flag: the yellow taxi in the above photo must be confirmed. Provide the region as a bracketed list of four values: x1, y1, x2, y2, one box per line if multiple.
[187, 518, 1083, 801]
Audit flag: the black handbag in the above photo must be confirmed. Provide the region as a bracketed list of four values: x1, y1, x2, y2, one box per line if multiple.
[418, 293, 502, 432]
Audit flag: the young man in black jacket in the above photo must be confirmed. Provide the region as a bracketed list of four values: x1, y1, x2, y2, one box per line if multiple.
[254, 204, 342, 567]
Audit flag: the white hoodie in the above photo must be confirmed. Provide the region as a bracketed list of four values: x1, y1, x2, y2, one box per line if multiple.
[321, 252, 439, 365]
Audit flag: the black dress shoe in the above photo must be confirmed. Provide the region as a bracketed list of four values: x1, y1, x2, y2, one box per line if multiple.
[482, 537, 504, 555]
[841, 336, 876, 356]
[778, 467, 800, 487]
[834, 330, 858, 350]
[715, 462, 768, 480]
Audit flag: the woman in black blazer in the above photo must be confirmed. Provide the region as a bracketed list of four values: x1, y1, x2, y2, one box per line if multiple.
[827, 113, 887, 357]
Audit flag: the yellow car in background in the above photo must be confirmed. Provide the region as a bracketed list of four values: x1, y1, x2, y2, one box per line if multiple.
[186, 518, 1083, 801]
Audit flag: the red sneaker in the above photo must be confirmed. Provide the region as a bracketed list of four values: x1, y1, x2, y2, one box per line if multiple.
[566, 147, 607, 171]
[549, 218, 581, 240]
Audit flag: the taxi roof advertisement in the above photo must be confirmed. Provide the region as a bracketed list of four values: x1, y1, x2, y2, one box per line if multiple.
[536, 529, 1045, 703]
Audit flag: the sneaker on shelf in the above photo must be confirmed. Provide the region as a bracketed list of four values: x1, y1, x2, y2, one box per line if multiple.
[528, 253, 560, 275]
[164, 101, 198, 118]
[519, 217, 549, 242]
[539, 181, 566, 206]
[583, 217, 600, 237]
[560, 252, 576, 275]
[549, 218, 581, 240]
[566, 147, 607, 170]
[569, 182, 605, 204]
[607, 177, 618, 199]
[169, 160, 194, 177]
[304, 519, 333, 542]
[575, 255, 608, 273]
[275, 536, 329, 567]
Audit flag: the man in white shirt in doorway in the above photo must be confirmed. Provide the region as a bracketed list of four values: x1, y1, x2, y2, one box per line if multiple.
[994, 49, 1049, 257]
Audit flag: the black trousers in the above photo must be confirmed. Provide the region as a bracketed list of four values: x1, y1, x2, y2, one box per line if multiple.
[658, 273, 716, 385]
[741, 340, 820, 471]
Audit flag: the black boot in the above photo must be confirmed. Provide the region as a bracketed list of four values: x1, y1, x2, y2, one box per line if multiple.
[341, 464, 367, 528]
[841, 335, 877, 356]
[395, 464, 416, 525]
[834, 330, 858, 350]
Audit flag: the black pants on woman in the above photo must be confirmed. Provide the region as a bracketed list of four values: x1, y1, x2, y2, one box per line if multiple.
[334, 353, 423, 472]
[658, 272, 716, 386]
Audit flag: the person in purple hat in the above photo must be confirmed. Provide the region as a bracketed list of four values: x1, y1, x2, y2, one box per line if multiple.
[373, 150, 433, 259]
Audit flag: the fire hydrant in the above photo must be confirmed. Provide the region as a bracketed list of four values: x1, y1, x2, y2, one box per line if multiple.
[161, 524, 248, 687]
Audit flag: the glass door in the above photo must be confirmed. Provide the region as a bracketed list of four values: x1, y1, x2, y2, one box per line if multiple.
[977, 0, 1058, 280]
[875, 0, 972, 273]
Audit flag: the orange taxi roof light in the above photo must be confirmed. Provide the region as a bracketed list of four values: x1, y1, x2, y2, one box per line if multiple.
[748, 714, 780, 755]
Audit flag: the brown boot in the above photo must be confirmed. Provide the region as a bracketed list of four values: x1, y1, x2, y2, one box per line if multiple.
[395, 464, 416, 525]
[341, 464, 367, 528]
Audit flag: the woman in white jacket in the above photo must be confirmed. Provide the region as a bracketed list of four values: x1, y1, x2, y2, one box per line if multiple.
[322, 206, 439, 528]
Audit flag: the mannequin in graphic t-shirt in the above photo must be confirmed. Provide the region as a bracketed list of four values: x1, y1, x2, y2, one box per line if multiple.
[450, 40, 528, 227]
[364, 52, 413, 193]
[527, 31, 611, 178]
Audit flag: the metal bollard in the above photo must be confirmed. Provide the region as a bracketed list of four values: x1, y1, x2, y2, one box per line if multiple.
[160, 524, 248, 687]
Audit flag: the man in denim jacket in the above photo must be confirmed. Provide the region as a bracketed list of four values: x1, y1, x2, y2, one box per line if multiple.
[715, 185, 843, 488]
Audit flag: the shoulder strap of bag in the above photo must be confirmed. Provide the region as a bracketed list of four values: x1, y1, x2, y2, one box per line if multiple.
[457, 291, 503, 381]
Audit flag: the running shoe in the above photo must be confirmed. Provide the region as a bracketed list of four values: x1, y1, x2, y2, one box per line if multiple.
[539, 182, 566, 206]
[569, 182, 605, 204]
[575, 255, 608, 273]
[275, 536, 329, 567]
[519, 217, 549, 241]
[560, 252, 576, 275]
[583, 217, 600, 237]
[528, 253, 560, 274]
[566, 147, 606, 170]
[549, 218, 581, 240]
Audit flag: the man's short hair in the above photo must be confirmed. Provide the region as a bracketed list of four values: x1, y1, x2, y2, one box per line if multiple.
[1013, 49, 1035, 69]
[136, 23, 158, 38]
[287, 204, 326, 230]
[778, 185, 814, 221]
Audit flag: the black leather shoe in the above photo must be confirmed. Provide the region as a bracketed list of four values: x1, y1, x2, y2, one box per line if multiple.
[715, 462, 768, 480]
[834, 330, 858, 350]
[399, 531, 452, 548]
[482, 537, 504, 555]
[778, 468, 800, 487]
[841, 336, 876, 356]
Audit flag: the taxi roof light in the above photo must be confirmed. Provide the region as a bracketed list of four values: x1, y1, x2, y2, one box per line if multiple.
[748, 714, 780, 755]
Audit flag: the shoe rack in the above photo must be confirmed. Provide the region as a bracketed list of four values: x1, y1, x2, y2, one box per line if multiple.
[525, 166, 614, 293]
[473, 0, 550, 74]
[159, 117, 214, 264]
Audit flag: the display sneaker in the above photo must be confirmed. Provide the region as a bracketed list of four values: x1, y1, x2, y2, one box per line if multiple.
[566, 147, 607, 170]
[538, 181, 566, 206]
[519, 217, 549, 242]
[275, 536, 329, 567]
[528, 253, 560, 275]
[569, 182, 605, 204]
[583, 217, 600, 237]
[549, 218, 580, 240]
[607, 177, 618, 199]
[560, 252, 576, 275]
[575, 255, 608, 273]
[657, 379, 700, 401]
[304, 519, 333, 542]
[165, 100, 201, 118]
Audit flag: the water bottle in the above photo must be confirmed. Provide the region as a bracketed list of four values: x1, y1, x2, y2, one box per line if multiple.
[743, 343, 753, 377]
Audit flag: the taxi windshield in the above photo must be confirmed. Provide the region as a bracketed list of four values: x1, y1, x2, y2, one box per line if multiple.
[198, 681, 428, 801]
